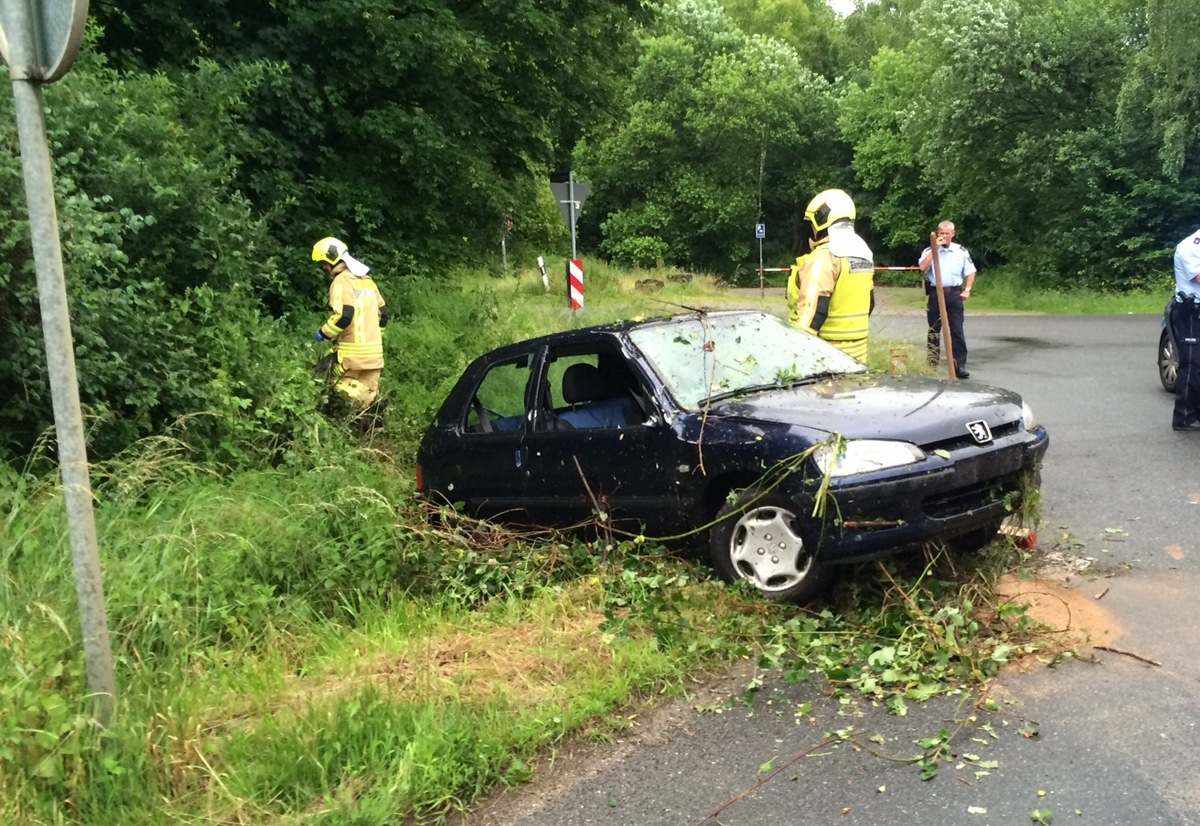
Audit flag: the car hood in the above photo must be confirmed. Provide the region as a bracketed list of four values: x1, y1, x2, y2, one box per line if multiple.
[713, 374, 1025, 445]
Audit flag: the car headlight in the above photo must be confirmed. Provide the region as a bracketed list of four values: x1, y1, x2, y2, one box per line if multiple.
[813, 440, 926, 477]
[1021, 401, 1037, 430]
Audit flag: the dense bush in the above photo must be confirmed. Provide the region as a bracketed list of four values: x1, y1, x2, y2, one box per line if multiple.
[0, 51, 323, 464]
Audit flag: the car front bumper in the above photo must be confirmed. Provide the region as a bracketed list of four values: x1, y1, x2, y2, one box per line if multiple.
[806, 426, 1050, 564]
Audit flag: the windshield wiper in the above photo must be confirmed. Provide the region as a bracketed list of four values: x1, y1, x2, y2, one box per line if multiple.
[705, 372, 846, 404]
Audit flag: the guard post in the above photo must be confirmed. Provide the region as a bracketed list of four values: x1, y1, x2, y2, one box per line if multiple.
[568, 258, 584, 310]
[550, 170, 589, 311]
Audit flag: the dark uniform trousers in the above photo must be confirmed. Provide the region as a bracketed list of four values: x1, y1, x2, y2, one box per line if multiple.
[926, 284, 968, 373]
[1172, 296, 1200, 428]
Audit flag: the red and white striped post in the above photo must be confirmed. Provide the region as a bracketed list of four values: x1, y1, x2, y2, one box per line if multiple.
[568, 258, 584, 310]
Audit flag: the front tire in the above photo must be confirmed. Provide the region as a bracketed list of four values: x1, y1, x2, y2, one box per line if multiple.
[1160, 328, 1178, 393]
[709, 488, 831, 605]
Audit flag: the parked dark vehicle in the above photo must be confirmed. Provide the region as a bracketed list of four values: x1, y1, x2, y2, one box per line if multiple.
[1160, 299, 1179, 393]
[416, 311, 1049, 604]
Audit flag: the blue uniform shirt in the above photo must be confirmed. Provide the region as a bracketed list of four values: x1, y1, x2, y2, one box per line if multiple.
[919, 242, 976, 287]
[1174, 228, 1200, 301]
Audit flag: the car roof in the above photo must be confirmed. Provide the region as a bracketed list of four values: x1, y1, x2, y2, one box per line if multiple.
[481, 309, 772, 359]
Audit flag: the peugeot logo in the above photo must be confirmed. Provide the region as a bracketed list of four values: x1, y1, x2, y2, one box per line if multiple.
[966, 420, 993, 444]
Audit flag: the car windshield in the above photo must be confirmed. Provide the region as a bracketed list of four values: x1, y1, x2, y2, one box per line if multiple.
[627, 312, 867, 411]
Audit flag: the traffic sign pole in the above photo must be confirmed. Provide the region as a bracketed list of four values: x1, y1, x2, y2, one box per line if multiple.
[3, 0, 116, 726]
[755, 223, 765, 298]
[755, 223, 766, 298]
[568, 172, 577, 261]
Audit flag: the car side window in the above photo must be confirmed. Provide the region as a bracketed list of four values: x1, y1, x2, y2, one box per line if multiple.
[466, 358, 531, 434]
[543, 349, 649, 430]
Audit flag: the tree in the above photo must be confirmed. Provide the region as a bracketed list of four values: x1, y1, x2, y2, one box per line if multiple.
[576, 0, 848, 275]
[1121, 0, 1200, 182]
[844, 0, 1151, 287]
[720, 0, 843, 78]
[1116, 0, 1200, 249]
[840, 44, 941, 251]
[88, 0, 656, 285]
[0, 51, 314, 462]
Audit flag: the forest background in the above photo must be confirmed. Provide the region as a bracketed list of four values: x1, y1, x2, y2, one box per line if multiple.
[3, 1, 1196, 822]
[2, 0, 1198, 463]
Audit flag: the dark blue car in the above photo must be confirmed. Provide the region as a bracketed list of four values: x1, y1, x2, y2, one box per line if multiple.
[417, 311, 1049, 604]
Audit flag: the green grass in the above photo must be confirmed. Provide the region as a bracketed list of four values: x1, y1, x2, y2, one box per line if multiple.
[964, 269, 1173, 314]
[0, 261, 1120, 824]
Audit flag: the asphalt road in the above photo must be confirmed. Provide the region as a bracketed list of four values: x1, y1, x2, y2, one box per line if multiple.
[471, 310, 1200, 826]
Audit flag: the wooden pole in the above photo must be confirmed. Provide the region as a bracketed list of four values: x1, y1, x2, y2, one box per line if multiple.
[929, 232, 957, 382]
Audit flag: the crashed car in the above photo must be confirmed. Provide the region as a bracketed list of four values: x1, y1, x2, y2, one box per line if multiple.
[1159, 299, 1179, 393]
[416, 311, 1049, 604]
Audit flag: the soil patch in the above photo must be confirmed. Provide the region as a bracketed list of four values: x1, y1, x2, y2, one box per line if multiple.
[996, 575, 1123, 668]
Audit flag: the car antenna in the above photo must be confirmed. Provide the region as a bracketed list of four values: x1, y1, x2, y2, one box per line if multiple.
[649, 298, 709, 315]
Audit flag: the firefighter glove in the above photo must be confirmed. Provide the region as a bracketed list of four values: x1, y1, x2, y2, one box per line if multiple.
[314, 329, 327, 342]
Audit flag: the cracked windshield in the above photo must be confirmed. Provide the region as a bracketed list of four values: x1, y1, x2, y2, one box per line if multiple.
[628, 312, 865, 410]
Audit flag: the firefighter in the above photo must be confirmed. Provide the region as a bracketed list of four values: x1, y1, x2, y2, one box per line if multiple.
[787, 189, 875, 360]
[312, 237, 389, 410]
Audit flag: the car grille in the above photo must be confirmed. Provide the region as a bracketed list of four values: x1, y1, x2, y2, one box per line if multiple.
[921, 470, 1023, 519]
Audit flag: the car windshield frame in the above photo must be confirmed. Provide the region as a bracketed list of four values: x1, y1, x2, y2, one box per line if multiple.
[627, 312, 867, 411]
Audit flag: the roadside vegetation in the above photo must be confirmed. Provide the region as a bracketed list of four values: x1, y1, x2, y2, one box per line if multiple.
[2, 0, 1193, 821]
[6, 267, 1079, 825]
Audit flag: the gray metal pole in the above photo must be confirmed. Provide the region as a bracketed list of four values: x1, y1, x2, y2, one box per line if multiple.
[6, 1, 117, 726]
[758, 236, 764, 300]
[568, 170, 577, 260]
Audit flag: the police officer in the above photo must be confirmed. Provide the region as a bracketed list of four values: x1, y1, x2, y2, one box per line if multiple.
[787, 189, 874, 360]
[918, 220, 976, 378]
[312, 237, 389, 410]
[1171, 228, 1200, 431]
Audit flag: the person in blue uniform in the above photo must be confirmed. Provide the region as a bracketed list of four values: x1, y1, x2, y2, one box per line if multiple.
[1171, 228, 1200, 431]
[918, 221, 976, 378]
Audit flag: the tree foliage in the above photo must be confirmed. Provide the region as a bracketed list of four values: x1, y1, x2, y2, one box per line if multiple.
[576, 0, 849, 275]
[88, 0, 655, 285]
[0, 51, 316, 463]
[4, 0, 1200, 462]
[843, 0, 1169, 286]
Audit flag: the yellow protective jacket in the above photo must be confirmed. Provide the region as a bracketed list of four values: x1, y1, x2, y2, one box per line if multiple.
[320, 262, 388, 370]
[787, 222, 873, 360]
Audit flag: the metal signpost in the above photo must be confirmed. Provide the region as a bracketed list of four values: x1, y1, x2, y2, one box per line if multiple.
[550, 171, 589, 311]
[501, 212, 512, 277]
[550, 170, 589, 261]
[1, 0, 116, 726]
[755, 223, 765, 298]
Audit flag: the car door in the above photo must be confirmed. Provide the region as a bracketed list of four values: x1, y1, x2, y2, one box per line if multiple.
[438, 352, 535, 520]
[520, 345, 687, 536]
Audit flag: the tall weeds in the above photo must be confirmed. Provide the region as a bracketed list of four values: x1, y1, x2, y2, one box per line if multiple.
[0, 268, 1048, 824]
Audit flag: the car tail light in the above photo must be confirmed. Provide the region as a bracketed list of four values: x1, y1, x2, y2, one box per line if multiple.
[415, 463, 424, 491]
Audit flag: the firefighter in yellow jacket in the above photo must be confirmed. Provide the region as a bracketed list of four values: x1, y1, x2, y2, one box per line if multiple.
[787, 189, 874, 361]
[312, 237, 389, 408]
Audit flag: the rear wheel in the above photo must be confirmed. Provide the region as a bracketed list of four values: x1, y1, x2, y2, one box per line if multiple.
[709, 488, 831, 605]
[1160, 328, 1178, 393]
